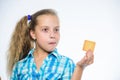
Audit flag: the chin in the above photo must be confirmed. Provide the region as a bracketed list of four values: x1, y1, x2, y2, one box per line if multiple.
[46, 48, 56, 53]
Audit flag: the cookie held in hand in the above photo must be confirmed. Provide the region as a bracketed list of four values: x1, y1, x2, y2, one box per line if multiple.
[83, 40, 96, 52]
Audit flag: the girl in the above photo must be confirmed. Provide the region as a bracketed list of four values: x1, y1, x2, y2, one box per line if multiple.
[7, 9, 94, 80]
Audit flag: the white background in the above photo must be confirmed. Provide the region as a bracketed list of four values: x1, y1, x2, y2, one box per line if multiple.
[0, 0, 120, 80]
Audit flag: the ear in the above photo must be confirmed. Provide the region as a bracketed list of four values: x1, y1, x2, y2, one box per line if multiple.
[30, 30, 36, 40]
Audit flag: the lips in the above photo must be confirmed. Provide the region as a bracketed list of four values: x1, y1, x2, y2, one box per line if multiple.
[49, 42, 56, 45]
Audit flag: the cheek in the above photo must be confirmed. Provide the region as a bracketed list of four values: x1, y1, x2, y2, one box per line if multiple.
[36, 33, 47, 41]
[56, 34, 60, 41]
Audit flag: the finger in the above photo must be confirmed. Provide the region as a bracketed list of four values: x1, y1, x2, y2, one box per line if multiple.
[86, 53, 94, 62]
[88, 54, 94, 61]
[88, 59, 94, 65]
[86, 56, 94, 65]
[77, 56, 88, 67]
[86, 50, 93, 58]
[83, 56, 90, 65]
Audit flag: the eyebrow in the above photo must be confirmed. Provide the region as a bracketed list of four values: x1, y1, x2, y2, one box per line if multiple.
[40, 25, 60, 28]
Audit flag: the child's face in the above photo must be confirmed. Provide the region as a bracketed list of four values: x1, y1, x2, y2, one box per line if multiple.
[30, 15, 60, 52]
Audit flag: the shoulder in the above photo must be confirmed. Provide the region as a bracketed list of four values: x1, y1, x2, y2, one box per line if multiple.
[13, 51, 33, 71]
[16, 49, 34, 67]
[58, 53, 75, 67]
[58, 54, 76, 76]
[12, 58, 27, 71]
[53, 49, 75, 65]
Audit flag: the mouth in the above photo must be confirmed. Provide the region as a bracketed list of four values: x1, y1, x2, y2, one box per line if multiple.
[48, 42, 56, 45]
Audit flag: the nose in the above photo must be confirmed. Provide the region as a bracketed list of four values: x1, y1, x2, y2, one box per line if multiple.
[49, 31, 55, 39]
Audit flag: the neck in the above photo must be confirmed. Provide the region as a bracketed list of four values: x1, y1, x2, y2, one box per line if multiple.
[34, 47, 48, 58]
[33, 48, 49, 71]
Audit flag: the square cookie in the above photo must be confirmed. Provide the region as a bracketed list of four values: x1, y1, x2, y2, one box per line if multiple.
[83, 40, 96, 52]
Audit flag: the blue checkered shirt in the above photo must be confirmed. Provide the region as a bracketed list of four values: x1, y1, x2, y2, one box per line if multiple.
[10, 49, 75, 80]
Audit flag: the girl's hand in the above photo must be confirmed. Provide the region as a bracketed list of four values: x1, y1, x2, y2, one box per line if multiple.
[76, 50, 94, 69]
[71, 50, 94, 80]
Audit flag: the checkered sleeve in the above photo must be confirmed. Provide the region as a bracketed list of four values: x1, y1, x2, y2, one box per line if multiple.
[61, 58, 75, 80]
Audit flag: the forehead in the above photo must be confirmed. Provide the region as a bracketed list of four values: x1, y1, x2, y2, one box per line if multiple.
[37, 14, 59, 22]
[36, 15, 59, 26]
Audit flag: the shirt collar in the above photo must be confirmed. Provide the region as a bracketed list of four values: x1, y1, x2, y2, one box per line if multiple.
[26, 48, 60, 61]
[49, 48, 60, 61]
[27, 48, 34, 57]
